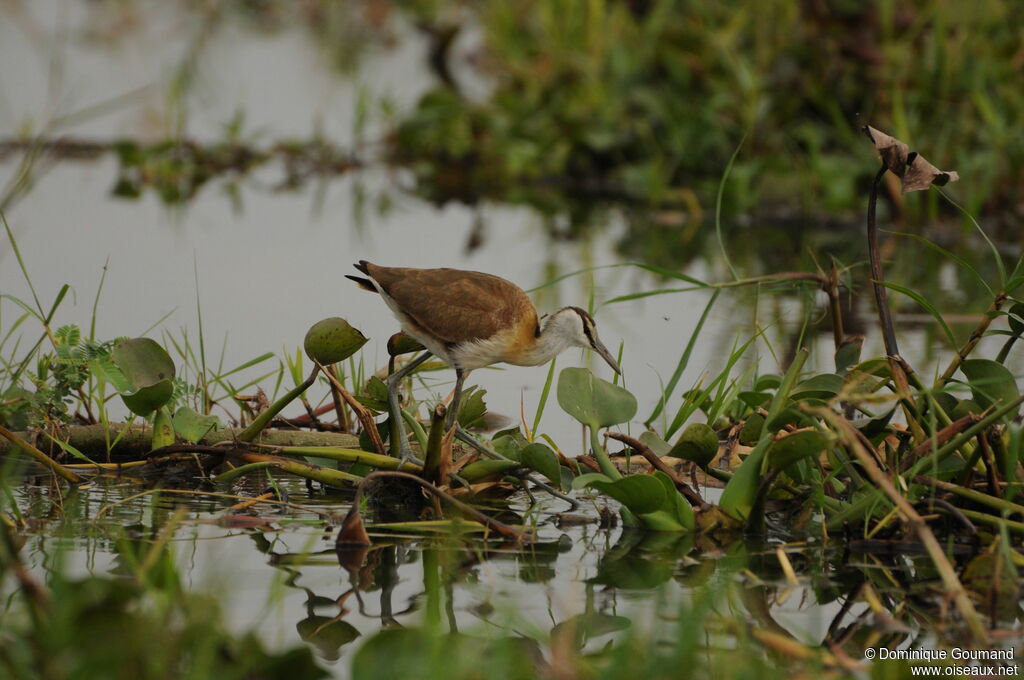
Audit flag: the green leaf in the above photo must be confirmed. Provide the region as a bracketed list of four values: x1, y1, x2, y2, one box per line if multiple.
[737, 391, 771, 408]
[172, 406, 220, 443]
[667, 423, 718, 468]
[879, 282, 957, 348]
[456, 386, 487, 428]
[651, 470, 694, 531]
[459, 459, 521, 482]
[789, 374, 844, 401]
[576, 474, 666, 515]
[719, 438, 771, 521]
[557, 367, 637, 429]
[766, 430, 827, 470]
[738, 414, 764, 446]
[152, 408, 175, 450]
[638, 431, 671, 456]
[961, 359, 1021, 417]
[111, 338, 176, 415]
[303, 317, 368, 364]
[834, 337, 863, 374]
[521, 443, 562, 486]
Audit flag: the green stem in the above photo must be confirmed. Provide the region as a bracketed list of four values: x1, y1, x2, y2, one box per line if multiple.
[237, 368, 317, 442]
[275, 446, 421, 472]
[590, 426, 620, 480]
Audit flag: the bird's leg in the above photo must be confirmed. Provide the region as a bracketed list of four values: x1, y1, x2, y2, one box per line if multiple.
[387, 351, 432, 464]
[445, 368, 467, 430]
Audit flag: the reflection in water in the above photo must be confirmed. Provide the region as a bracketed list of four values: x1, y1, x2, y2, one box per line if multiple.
[7, 464, 1022, 677]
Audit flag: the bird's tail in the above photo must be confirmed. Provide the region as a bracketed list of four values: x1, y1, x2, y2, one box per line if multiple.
[347, 261, 376, 291]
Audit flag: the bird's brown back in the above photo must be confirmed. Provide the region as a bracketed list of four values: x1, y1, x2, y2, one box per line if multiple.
[362, 263, 539, 346]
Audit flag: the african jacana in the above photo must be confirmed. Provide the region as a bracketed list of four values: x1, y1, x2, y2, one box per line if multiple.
[347, 261, 621, 460]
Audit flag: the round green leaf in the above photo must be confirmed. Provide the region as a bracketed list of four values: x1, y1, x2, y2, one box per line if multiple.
[766, 430, 827, 470]
[667, 423, 718, 468]
[521, 443, 562, 486]
[303, 317, 368, 364]
[961, 359, 1020, 414]
[111, 338, 176, 415]
[172, 406, 221, 443]
[557, 367, 637, 429]
[789, 373, 843, 401]
[578, 473, 666, 515]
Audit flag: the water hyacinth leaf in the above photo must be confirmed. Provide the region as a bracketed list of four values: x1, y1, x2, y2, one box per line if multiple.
[1008, 302, 1024, 335]
[667, 422, 718, 468]
[738, 413, 764, 446]
[652, 470, 695, 531]
[952, 398, 983, 420]
[766, 430, 827, 471]
[459, 459, 521, 482]
[719, 438, 771, 521]
[521, 443, 562, 486]
[386, 331, 424, 357]
[172, 406, 221, 443]
[111, 338, 176, 415]
[835, 336, 864, 374]
[490, 433, 525, 462]
[851, 357, 891, 378]
[738, 391, 771, 408]
[789, 374, 844, 401]
[961, 359, 1020, 415]
[557, 367, 637, 429]
[151, 408, 175, 450]
[303, 317, 368, 364]
[577, 473, 666, 516]
[456, 386, 487, 429]
[638, 431, 672, 457]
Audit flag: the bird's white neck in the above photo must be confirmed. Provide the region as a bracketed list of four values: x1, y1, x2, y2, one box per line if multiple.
[517, 310, 581, 366]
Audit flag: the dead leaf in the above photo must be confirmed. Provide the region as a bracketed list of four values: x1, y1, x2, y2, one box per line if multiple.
[863, 125, 959, 193]
[903, 151, 959, 192]
[864, 125, 909, 177]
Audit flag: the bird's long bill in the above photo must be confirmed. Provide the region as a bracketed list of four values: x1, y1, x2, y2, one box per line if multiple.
[591, 338, 622, 375]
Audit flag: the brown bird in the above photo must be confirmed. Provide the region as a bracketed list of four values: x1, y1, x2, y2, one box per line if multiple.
[347, 261, 621, 460]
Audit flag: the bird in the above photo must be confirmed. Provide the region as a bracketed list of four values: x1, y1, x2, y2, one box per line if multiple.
[346, 260, 621, 461]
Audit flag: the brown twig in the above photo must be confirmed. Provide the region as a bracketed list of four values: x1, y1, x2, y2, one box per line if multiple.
[314, 359, 386, 455]
[900, 414, 981, 472]
[606, 432, 706, 508]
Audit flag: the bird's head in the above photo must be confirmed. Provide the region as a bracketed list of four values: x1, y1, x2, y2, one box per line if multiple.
[547, 306, 622, 375]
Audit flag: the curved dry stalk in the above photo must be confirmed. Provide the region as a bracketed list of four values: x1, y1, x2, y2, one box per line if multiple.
[314, 359, 387, 455]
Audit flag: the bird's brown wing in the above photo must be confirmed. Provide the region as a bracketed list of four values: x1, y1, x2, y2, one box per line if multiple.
[364, 264, 538, 345]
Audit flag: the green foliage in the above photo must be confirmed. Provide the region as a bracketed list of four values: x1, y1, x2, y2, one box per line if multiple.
[556, 367, 637, 430]
[0, 526, 326, 680]
[392, 0, 1024, 226]
[303, 317, 369, 365]
[110, 338, 176, 416]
